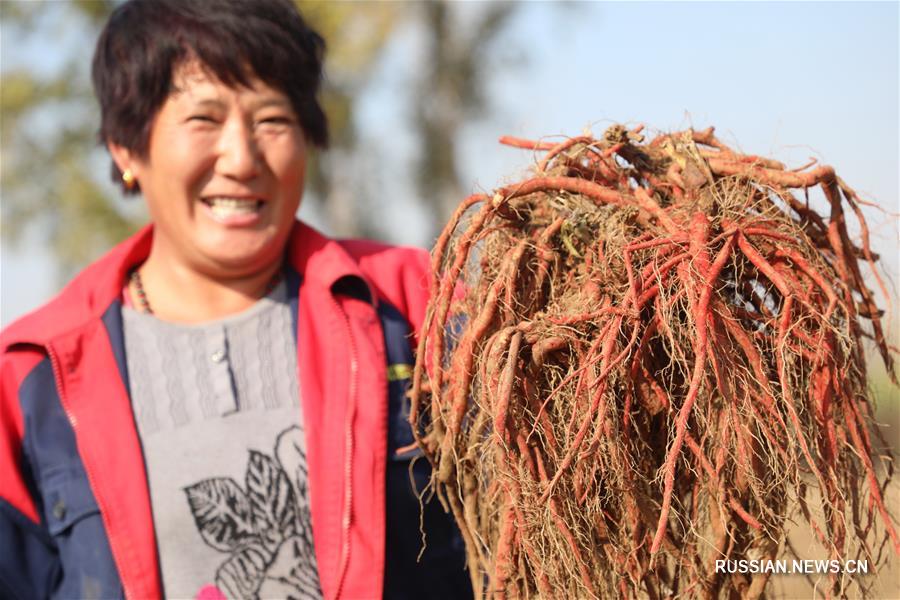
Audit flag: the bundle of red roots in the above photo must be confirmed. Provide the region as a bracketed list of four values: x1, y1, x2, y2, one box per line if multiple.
[408, 124, 898, 599]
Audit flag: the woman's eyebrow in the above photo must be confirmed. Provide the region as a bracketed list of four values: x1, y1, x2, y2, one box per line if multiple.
[181, 97, 292, 113]
[189, 98, 226, 110]
[251, 97, 293, 111]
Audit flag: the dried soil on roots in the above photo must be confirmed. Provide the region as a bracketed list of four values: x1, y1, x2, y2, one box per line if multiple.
[409, 125, 898, 599]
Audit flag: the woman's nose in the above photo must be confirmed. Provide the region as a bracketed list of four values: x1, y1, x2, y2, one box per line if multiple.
[216, 118, 261, 180]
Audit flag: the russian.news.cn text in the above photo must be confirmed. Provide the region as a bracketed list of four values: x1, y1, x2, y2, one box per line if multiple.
[715, 559, 868, 575]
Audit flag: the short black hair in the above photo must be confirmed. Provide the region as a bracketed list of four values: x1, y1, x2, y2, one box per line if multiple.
[92, 0, 328, 194]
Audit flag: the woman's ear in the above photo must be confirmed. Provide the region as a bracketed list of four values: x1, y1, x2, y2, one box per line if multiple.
[107, 142, 144, 191]
[107, 142, 136, 177]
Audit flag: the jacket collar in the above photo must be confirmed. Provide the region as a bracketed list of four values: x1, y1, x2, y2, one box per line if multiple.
[1, 220, 371, 351]
[285, 220, 374, 300]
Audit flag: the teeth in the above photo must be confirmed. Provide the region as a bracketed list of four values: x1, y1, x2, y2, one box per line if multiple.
[207, 196, 259, 207]
[206, 197, 260, 218]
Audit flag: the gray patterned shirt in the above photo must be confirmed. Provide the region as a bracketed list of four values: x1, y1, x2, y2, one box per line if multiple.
[122, 282, 322, 599]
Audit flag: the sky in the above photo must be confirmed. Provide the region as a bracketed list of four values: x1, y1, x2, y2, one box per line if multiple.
[2, 1, 898, 329]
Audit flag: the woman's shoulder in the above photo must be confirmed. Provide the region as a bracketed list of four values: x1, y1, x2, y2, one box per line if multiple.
[338, 238, 429, 273]
[2, 228, 152, 351]
[1, 275, 104, 352]
[337, 238, 431, 327]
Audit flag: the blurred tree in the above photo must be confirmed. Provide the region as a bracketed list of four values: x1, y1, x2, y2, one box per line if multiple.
[1, 0, 125, 277]
[296, 1, 403, 237]
[1, 0, 522, 280]
[414, 1, 517, 237]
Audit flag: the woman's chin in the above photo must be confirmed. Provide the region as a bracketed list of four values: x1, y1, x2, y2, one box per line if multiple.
[192, 231, 284, 276]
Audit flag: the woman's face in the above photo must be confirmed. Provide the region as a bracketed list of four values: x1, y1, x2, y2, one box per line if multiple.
[114, 62, 306, 278]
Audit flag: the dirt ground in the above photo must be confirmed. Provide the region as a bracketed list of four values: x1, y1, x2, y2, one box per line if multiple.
[771, 476, 899, 599]
[729, 395, 898, 599]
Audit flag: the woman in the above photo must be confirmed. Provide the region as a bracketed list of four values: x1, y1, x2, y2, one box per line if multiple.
[0, 1, 470, 598]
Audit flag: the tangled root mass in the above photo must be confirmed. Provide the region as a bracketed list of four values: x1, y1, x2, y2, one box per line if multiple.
[409, 125, 898, 599]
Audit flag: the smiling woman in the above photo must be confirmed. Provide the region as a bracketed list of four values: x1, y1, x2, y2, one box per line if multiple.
[110, 65, 309, 321]
[92, 0, 324, 322]
[0, 1, 471, 599]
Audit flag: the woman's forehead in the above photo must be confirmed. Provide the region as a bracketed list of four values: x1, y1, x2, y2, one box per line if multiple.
[168, 61, 290, 106]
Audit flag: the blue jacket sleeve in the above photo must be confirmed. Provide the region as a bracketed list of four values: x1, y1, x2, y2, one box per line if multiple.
[0, 498, 59, 600]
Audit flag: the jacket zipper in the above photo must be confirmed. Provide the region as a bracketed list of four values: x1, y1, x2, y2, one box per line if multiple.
[47, 345, 135, 600]
[331, 295, 358, 600]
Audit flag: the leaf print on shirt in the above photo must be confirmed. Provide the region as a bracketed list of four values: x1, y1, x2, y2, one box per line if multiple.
[275, 425, 315, 542]
[246, 450, 298, 551]
[184, 425, 321, 599]
[184, 478, 256, 552]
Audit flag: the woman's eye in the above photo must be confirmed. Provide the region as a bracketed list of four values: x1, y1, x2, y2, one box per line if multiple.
[188, 115, 217, 123]
[257, 116, 294, 128]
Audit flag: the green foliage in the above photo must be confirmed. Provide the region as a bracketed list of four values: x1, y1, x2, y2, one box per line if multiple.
[1, 1, 138, 277]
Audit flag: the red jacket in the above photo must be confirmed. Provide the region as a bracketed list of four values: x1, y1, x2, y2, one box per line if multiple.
[0, 221, 460, 599]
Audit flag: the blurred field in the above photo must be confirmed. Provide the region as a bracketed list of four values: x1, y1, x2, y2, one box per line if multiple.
[773, 367, 899, 599]
[772, 478, 899, 599]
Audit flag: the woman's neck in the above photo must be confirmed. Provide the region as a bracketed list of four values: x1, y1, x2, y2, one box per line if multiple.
[131, 249, 284, 323]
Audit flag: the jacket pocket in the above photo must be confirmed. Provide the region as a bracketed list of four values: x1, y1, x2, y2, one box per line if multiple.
[40, 464, 122, 599]
[42, 464, 101, 536]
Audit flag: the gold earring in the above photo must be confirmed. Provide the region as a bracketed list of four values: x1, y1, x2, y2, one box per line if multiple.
[122, 169, 136, 190]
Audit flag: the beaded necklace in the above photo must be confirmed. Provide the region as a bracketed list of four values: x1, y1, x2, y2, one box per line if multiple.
[129, 268, 282, 315]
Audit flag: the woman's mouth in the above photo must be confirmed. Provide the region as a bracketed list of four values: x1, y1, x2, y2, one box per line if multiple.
[202, 196, 265, 225]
